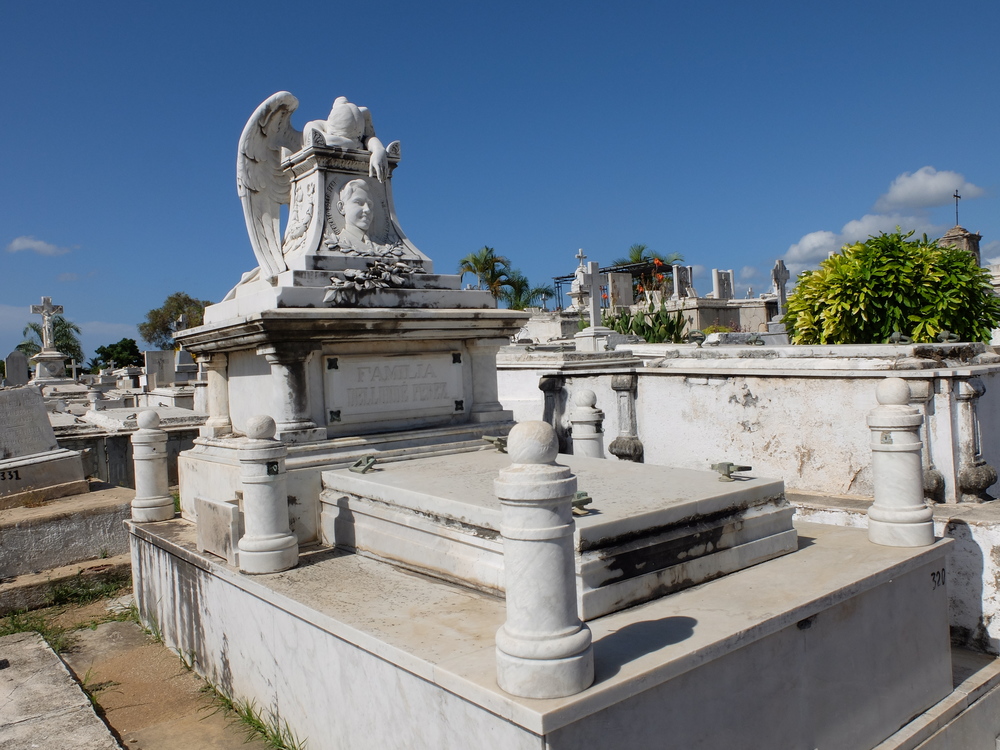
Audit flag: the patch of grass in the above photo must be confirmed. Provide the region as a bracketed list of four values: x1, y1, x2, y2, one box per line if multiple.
[172, 492, 181, 513]
[202, 684, 306, 750]
[0, 611, 72, 653]
[46, 570, 131, 607]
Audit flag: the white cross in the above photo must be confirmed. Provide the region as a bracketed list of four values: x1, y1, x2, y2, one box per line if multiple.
[583, 261, 602, 328]
[29, 296, 63, 350]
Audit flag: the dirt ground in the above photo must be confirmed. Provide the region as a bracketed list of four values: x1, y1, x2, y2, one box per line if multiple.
[5, 597, 270, 750]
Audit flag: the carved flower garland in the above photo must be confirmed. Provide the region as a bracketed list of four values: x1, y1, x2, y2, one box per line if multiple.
[323, 260, 425, 306]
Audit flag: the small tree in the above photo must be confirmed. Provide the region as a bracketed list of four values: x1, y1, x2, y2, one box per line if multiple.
[498, 270, 556, 310]
[92, 338, 144, 371]
[457, 246, 512, 298]
[784, 230, 1000, 345]
[138, 292, 211, 349]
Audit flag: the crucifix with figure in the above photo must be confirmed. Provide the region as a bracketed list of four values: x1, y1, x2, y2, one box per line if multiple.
[30, 296, 63, 351]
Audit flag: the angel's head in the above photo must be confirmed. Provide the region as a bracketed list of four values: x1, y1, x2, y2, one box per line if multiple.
[338, 180, 373, 232]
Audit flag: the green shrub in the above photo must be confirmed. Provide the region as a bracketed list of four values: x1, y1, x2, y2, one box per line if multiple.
[784, 230, 1000, 345]
[604, 301, 687, 343]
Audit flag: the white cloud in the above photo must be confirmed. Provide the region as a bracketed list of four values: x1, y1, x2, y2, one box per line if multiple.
[738, 266, 757, 280]
[982, 240, 1000, 265]
[57, 272, 79, 282]
[6, 235, 74, 256]
[874, 166, 984, 212]
[784, 205, 945, 275]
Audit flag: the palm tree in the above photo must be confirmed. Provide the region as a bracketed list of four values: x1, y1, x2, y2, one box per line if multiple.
[18, 315, 85, 365]
[610, 243, 683, 268]
[457, 246, 512, 298]
[498, 271, 557, 310]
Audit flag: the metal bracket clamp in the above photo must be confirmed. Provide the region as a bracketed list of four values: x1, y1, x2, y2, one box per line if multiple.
[349, 455, 377, 474]
[572, 491, 593, 516]
[711, 462, 753, 482]
[483, 436, 508, 453]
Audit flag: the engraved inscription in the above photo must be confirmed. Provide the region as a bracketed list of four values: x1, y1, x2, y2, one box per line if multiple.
[325, 353, 464, 424]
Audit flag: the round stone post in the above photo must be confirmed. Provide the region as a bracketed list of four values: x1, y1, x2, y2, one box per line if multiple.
[494, 421, 594, 698]
[238, 415, 299, 574]
[570, 390, 605, 458]
[130, 410, 174, 522]
[867, 378, 935, 547]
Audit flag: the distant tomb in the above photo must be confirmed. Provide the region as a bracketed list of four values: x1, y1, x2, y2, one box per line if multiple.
[4, 351, 30, 386]
[0, 386, 87, 507]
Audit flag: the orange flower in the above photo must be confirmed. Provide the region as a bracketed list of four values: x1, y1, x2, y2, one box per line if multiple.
[653, 258, 663, 267]
[637, 285, 645, 293]
[601, 292, 608, 299]
[655, 273, 664, 281]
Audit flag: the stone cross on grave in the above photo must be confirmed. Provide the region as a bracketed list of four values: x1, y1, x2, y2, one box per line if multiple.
[771, 260, 790, 316]
[172, 314, 189, 333]
[30, 296, 63, 351]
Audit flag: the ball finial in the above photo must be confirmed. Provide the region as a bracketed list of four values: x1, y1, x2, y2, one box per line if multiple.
[137, 410, 160, 430]
[876, 378, 911, 406]
[246, 414, 277, 440]
[574, 389, 597, 408]
[507, 421, 559, 465]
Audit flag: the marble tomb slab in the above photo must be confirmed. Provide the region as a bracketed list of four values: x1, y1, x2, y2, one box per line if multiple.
[319, 452, 796, 620]
[0, 386, 87, 507]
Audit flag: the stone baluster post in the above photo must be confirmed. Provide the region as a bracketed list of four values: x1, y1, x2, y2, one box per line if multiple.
[570, 389, 604, 458]
[494, 421, 594, 699]
[956, 377, 998, 503]
[867, 378, 935, 547]
[237, 415, 299, 574]
[608, 373, 643, 462]
[198, 353, 232, 438]
[131, 410, 174, 522]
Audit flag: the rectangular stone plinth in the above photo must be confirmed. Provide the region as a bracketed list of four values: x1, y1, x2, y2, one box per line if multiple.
[128, 521, 952, 750]
[319, 452, 796, 619]
[0, 449, 88, 509]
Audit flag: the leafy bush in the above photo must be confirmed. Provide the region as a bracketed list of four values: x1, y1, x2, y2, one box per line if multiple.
[604, 301, 687, 343]
[784, 230, 1000, 345]
[702, 324, 734, 334]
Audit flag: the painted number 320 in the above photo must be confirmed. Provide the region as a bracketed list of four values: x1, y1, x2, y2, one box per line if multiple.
[0, 470, 21, 481]
[930, 569, 946, 590]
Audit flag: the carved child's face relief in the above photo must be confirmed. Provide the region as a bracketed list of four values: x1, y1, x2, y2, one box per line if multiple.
[340, 186, 372, 232]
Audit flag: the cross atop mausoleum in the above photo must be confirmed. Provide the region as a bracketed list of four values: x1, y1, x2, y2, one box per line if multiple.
[771, 260, 790, 316]
[30, 296, 63, 351]
[954, 189, 961, 226]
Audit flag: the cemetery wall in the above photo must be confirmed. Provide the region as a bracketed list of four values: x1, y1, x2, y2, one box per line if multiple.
[57, 427, 198, 487]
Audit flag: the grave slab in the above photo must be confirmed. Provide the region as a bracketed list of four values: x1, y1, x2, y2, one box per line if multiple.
[0, 385, 87, 506]
[129, 520, 952, 750]
[320, 452, 797, 620]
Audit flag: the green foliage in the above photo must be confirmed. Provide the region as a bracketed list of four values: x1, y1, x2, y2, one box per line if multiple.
[457, 246, 512, 298]
[0, 611, 72, 652]
[138, 292, 210, 350]
[702, 324, 734, 334]
[604, 301, 687, 343]
[45, 570, 131, 606]
[499, 270, 556, 310]
[784, 230, 1000, 345]
[91, 338, 143, 371]
[18, 315, 84, 364]
[610, 243, 683, 268]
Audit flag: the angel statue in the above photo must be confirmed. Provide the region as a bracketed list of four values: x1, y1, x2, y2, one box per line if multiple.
[235, 92, 391, 285]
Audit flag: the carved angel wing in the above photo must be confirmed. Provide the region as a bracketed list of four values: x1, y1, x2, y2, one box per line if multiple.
[237, 92, 302, 282]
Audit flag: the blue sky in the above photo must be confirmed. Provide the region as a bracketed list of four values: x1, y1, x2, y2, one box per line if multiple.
[3, 1, 999, 361]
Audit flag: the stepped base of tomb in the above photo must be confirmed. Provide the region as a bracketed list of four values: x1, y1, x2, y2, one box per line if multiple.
[319, 452, 797, 620]
[0, 449, 88, 509]
[128, 520, 953, 750]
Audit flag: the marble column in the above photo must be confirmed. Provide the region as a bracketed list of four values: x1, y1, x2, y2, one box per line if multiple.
[257, 343, 326, 443]
[494, 421, 594, 699]
[570, 389, 604, 458]
[467, 338, 508, 421]
[131, 411, 174, 522]
[867, 378, 935, 547]
[198, 353, 231, 438]
[238, 415, 299, 574]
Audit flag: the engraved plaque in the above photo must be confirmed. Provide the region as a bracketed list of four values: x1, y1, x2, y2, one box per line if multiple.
[324, 353, 464, 426]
